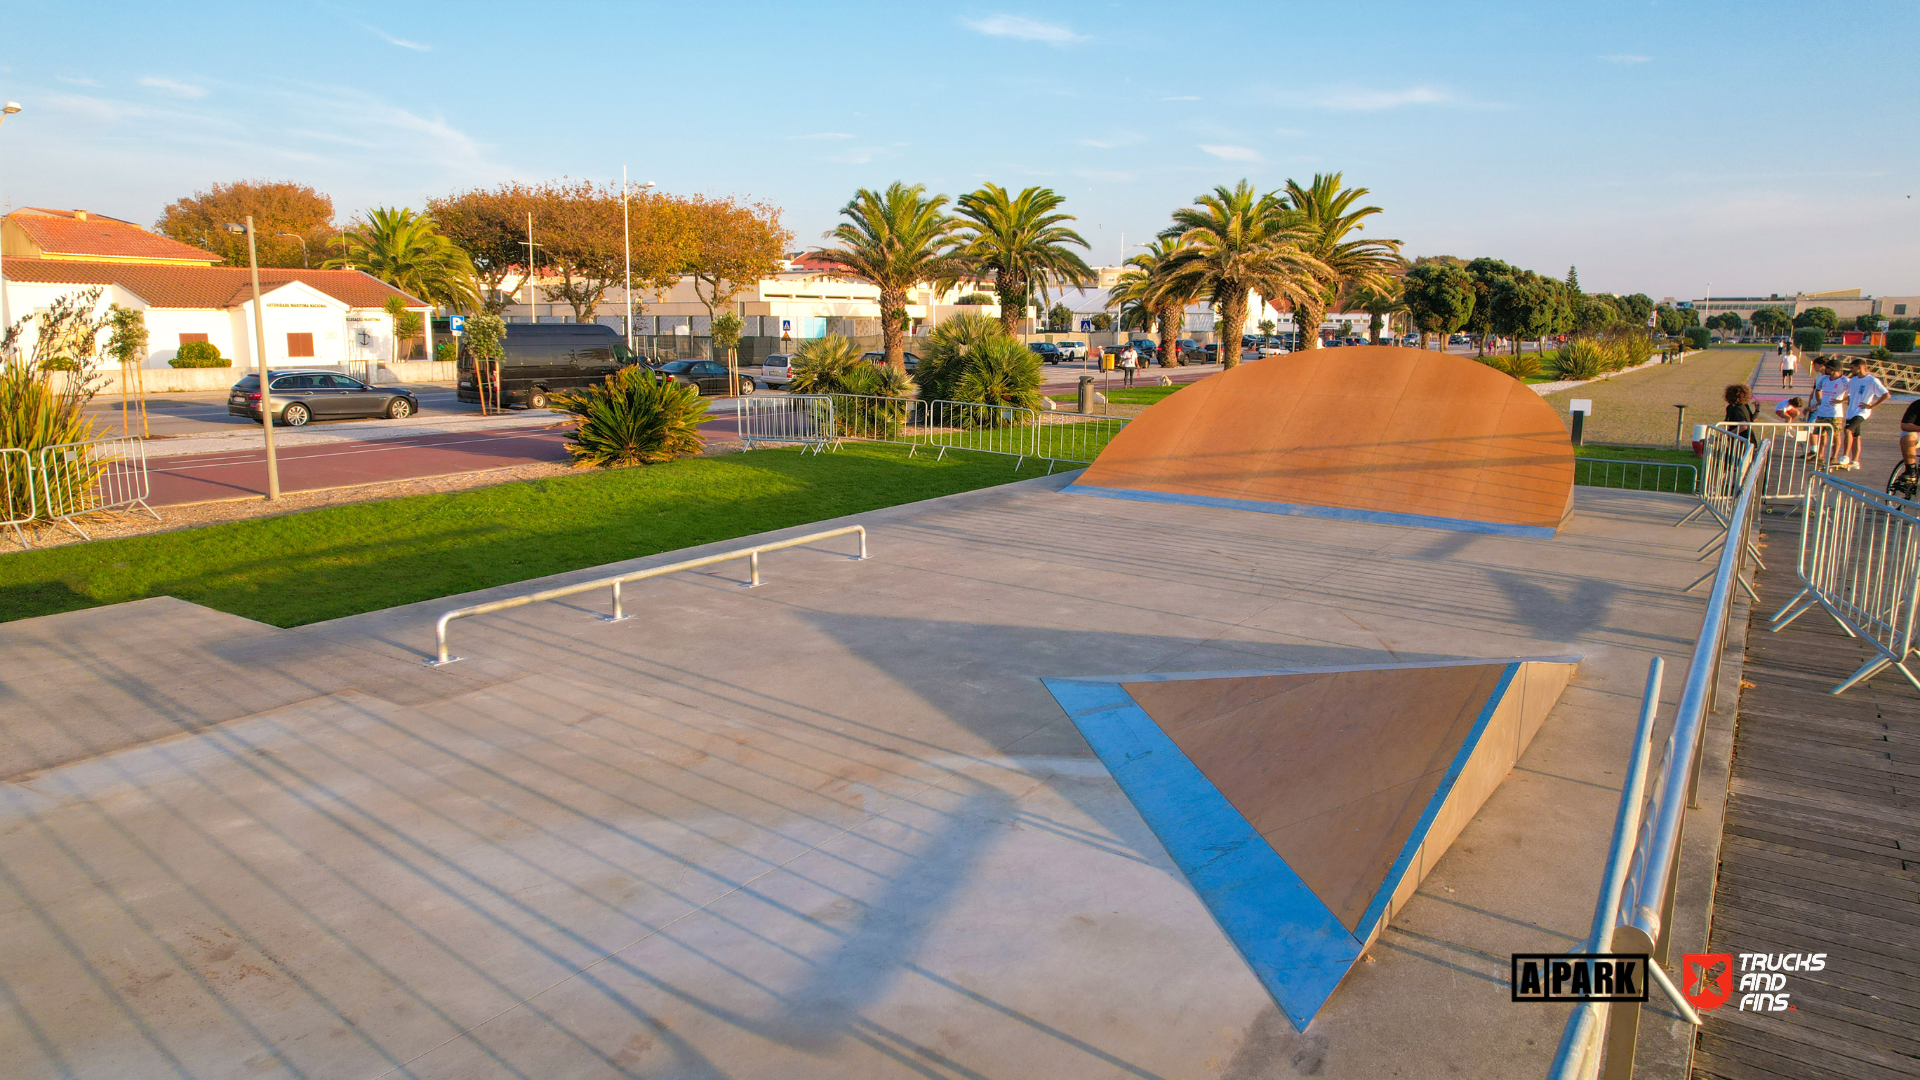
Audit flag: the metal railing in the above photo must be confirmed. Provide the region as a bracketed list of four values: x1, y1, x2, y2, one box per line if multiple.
[427, 525, 870, 666]
[1546, 440, 1767, 1080]
[1, 447, 35, 548]
[737, 394, 835, 452]
[1680, 428, 1763, 598]
[1573, 458, 1699, 496]
[1711, 421, 1832, 509]
[1769, 473, 1920, 694]
[35, 435, 160, 539]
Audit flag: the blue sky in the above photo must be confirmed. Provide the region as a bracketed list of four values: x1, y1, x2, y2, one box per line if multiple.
[4, 1, 1916, 299]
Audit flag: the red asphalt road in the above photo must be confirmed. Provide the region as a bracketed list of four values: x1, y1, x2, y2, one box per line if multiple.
[147, 418, 748, 504]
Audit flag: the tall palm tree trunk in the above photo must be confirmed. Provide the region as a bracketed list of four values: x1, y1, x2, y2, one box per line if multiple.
[881, 288, 908, 372]
[1297, 296, 1325, 349]
[1219, 291, 1248, 370]
[995, 274, 1026, 338]
[1157, 304, 1179, 368]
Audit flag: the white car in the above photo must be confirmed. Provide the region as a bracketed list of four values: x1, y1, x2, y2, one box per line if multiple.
[1257, 341, 1289, 356]
[1055, 340, 1088, 360]
[760, 353, 796, 388]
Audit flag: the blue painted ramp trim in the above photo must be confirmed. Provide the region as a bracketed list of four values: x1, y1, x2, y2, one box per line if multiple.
[1042, 678, 1362, 1030]
[1350, 662, 1519, 945]
[1062, 482, 1557, 538]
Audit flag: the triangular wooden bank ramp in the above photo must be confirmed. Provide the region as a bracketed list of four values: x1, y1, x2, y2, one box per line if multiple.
[1042, 657, 1578, 1029]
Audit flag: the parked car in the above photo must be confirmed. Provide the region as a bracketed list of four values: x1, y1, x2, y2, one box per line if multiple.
[759, 353, 796, 388]
[456, 322, 637, 409]
[859, 350, 921, 372]
[1128, 340, 1160, 364]
[654, 359, 756, 396]
[1256, 339, 1289, 356]
[1028, 342, 1065, 364]
[228, 370, 420, 427]
[1056, 340, 1088, 360]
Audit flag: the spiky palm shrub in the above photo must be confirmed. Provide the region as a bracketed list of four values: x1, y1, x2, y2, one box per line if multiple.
[1547, 339, 1609, 381]
[952, 336, 1043, 428]
[838, 362, 917, 438]
[786, 334, 864, 394]
[557, 366, 708, 467]
[1494, 352, 1543, 379]
[912, 312, 1006, 402]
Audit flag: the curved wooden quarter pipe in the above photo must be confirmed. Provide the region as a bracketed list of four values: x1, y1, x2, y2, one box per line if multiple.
[1067, 345, 1576, 537]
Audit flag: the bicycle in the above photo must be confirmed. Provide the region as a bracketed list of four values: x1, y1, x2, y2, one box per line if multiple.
[1889, 461, 1918, 503]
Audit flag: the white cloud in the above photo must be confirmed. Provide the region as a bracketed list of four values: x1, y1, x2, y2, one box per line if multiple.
[785, 132, 854, 140]
[959, 14, 1086, 46]
[58, 75, 101, 87]
[1078, 132, 1145, 149]
[361, 23, 431, 51]
[1200, 144, 1262, 162]
[139, 76, 208, 99]
[1265, 84, 1505, 111]
[1600, 54, 1651, 64]
[1162, 95, 1200, 101]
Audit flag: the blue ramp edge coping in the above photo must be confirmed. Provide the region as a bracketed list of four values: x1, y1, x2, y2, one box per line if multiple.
[1042, 658, 1545, 1031]
[1062, 482, 1559, 539]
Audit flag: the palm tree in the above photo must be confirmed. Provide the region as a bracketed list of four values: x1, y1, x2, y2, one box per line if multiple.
[1350, 277, 1407, 344]
[1157, 181, 1328, 370]
[325, 207, 479, 311]
[1280, 174, 1401, 350]
[1109, 237, 1196, 366]
[807, 183, 968, 372]
[953, 184, 1095, 337]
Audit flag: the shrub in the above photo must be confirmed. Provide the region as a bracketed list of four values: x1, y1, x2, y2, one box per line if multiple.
[1682, 327, 1711, 351]
[1548, 339, 1609, 381]
[555, 365, 707, 467]
[171, 340, 229, 368]
[836, 363, 917, 438]
[1498, 352, 1543, 380]
[950, 336, 1043, 423]
[1869, 346, 1893, 361]
[1, 288, 107, 521]
[787, 334, 865, 394]
[955, 293, 994, 305]
[913, 312, 1008, 402]
[1889, 329, 1916, 354]
[1793, 327, 1827, 355]
[435, 340, 457, 363]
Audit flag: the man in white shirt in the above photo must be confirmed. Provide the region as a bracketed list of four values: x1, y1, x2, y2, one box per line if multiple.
[1843, 359, 1891, 471]
[1781, 348, 1797, 390]
[1811, 360, 1850, 466]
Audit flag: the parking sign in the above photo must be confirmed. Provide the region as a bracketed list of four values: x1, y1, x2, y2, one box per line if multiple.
[449, 315, 465, 336]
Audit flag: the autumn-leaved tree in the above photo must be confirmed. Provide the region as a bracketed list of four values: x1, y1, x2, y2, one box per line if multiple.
[429, 182, 541, 311]
[682, 194, 789, 328]
[808, 183, 968, 372]
[156, 180, 338, 269]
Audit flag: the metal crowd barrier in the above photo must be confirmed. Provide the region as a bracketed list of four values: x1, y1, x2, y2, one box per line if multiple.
[1, 447, 35, 548]
[1711, 421, 1832, 510]
[1572, 458, 1698, 496]
[427, 525, 870, 666]
[738, 394, 835, 452]
[1769, 473, 1920, 694]
[35, 435, 160, 540]
[1547, 440, 1768, 1080]
[1679, 427, 1762, 599]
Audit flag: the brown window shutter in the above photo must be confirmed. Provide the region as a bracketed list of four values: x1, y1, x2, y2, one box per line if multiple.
[287, 332, 315, 358]
[179, 333, 209, 345]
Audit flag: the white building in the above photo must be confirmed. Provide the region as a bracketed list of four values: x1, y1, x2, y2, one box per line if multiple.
[1, 208, 432, 369]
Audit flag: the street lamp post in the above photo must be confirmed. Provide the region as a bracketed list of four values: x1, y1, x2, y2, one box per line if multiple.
[620, 170, 656, 355]
[0, 102, 21, 338]
[278, 232, 309, 269]
[226, 218, 280, 499]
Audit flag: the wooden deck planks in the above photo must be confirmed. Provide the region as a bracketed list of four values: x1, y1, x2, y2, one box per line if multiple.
[1695, 480, 1920, 1080]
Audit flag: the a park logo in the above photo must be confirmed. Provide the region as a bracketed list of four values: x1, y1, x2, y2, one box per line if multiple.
[1510, 954, 1649, 1003]
[1681, 954, 1733, 1011]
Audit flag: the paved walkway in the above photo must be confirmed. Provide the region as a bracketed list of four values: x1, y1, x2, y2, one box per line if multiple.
[1543, 350, 1765, 448]
[1696, 432, 1920, 1080]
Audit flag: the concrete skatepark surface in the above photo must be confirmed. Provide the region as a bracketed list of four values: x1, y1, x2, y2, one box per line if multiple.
[0, 472, 1719, 1079]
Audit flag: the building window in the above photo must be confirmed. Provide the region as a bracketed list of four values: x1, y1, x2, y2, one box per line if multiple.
[179, 333, 209, 345]
[1898, 304, 1909, 316]
[286, 332, 315, 358]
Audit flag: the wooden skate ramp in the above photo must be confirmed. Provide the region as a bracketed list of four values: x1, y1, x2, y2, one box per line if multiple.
[1066, 346, 1576, 537]
[1042, 656, 1577, 1029]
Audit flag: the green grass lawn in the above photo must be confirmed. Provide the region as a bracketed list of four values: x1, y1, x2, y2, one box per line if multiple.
[0, 443, 1038, 628]
[1573, 444, 1701, 493]
[1046, 384, 1185, 406]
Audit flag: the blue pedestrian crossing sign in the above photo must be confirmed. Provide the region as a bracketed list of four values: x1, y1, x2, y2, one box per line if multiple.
[1080, 319, 1092, 332]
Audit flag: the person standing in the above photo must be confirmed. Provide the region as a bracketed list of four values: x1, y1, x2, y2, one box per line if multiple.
[1811, 360, 1851, 467]
[1119, 343, 1138, 387]
[1781, 347, 1797, 390]
[1724, 384, 1760, 438]
[1844, 358, 1891, 471]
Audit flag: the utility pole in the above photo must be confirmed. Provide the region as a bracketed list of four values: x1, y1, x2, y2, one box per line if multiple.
[227, 217, 280, 499]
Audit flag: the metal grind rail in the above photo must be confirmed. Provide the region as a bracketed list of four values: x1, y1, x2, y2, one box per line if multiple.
[1546, 440, 1768, 1080]
[1769, 473, 1920, 693]
[427, 525, 870, 666]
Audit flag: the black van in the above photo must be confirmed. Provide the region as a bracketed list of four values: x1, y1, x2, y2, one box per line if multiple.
[457, 323, 639, 409]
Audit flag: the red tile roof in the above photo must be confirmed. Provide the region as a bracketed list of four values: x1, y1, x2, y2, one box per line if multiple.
[8, 208, 223, 264]
[0, 259, 427, 310]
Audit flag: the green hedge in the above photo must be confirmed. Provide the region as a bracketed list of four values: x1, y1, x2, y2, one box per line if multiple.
[170, 340, 229, 368]
[1682, 326, 1711, 350]
[1792, 327, 1827, 355]
[1889, 329, 1916, 354]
